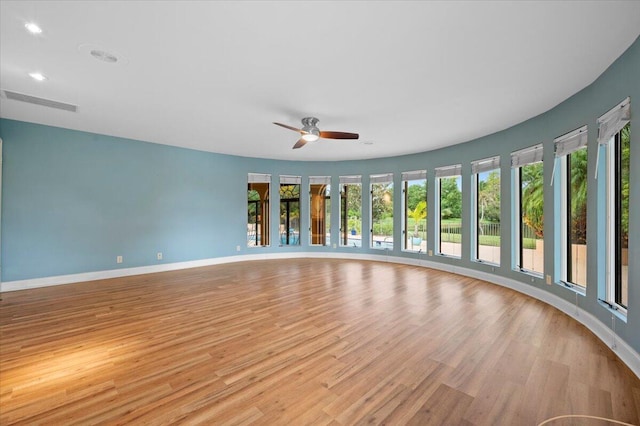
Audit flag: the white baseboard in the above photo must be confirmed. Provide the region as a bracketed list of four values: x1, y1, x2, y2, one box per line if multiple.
[2, 252, 638, 378]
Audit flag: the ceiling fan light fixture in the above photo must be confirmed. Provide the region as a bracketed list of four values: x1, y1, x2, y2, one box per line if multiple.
[301, 117, 321, 142]
[301, 132, 319, 142]
[274, 116, 358, 149]
[25, 22, 43, 34]
[28, 72, 47, 81]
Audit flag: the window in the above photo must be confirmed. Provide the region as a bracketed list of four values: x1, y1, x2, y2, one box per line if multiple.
[310, 176, 331, 246]
[247, 173, 270, 247]
[512, 144, 544, 275]
[599, 98, 631, 312]
[279, 176, 300, 245]
[553, 126, 588, 290]
[435, 164, 462, 257]
[370, 173, 394, 249]
[402, 170, 427, 253]
[472, 156, 500, 265]
[340, 176, 362, 247]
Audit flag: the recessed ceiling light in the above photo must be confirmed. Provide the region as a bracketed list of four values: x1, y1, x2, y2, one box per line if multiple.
[363, 141, 374, 145]
[78, 44, 128, 66]
[25, 22, 42, 34]
[90, 49, 118, 63]
[29, 72, 47, 81]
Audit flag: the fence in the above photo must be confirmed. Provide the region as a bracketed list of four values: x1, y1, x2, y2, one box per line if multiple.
[441, 221, 539, 248]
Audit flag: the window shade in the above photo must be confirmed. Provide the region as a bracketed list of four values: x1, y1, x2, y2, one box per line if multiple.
[595, 97, 631, 179]
[511, 143, 543, 168]
[370, 173, 393, 184]
[279, 175, 301, 184]
[309, 176, 331, 185]
[248, 173, 271, 183]
[435, 164, 462, 178]
[339, 175, 361, 184]
[554, 126, 588, 157]
[550, 126, 588, 186]
[598, 97, 631, 145]
[471, 156, 500, 174]
[401, 170, 427, 181]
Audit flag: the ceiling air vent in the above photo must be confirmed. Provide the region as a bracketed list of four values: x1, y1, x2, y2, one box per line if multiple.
[2, 89, 77, 112]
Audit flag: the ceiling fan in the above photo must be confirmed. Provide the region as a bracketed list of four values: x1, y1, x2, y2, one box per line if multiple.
[273, 117, 359, 149]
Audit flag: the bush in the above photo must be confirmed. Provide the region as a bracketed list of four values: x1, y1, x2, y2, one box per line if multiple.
[373, 217, 393, 236]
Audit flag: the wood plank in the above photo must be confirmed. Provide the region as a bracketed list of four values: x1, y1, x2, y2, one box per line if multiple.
[406, 383, 474, 425]
[1, 258, 638, 425]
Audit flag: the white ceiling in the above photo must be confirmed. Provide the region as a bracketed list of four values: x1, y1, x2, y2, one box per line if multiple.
[1, 1, 639, 161]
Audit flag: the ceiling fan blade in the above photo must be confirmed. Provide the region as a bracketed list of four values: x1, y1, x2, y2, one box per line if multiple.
[319, 131, 359, 140]
[274, 122, 302, 133]
[292, 138, 307, 149]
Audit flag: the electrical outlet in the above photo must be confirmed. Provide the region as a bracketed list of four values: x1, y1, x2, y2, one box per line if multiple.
[546, 275, 552, 285]
[333, 243, 337, 248]
[157, 252, 163, 260]
[117, 255, 123, 264]
[428, 250, 433, 256]
[236, 245, 241, 252]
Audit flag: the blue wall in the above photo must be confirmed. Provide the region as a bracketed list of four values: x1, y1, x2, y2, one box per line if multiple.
[1, 37, 638, 352]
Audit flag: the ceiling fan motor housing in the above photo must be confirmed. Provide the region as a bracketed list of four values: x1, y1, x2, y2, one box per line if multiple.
[301, 117, 320, 136]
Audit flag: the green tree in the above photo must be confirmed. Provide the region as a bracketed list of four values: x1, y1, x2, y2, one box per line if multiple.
[347, 184, 362, 220]
[371, 183, 393, 220]
[570, 148, 588, 244]
[440, 177, 461, 219]
[521, 162, 544, 238]
[407, 181, 427, 211]
[478, 171, 500, 223]
[621, 123, 630, 248]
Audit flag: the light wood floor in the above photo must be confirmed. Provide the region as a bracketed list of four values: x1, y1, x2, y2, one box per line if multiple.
[1, 259, 639, 425]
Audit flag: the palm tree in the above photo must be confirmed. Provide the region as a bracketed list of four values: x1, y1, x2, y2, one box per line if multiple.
[570, 148, 588, 244]
[408, 200, 427, 239]
[521, 162, 544, 238]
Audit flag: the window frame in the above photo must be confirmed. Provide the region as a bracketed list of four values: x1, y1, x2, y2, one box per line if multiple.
[370, 173, 394, 250]
[471, 156, 501, 266]
[309, 176, 331, 246]
[435, 164, 462, 258]
[597, 98, 630, 316]
[401, 170, 427, 254]
[511, 144, 544, 277]
[247, 173, 271, 248]
[279, 175, 301, 246]
[606, 127, 630, 313]
[339, 176, 362, 248]
[553, 127, 588, 292]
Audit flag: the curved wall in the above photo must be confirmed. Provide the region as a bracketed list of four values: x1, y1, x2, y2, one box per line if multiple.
[1, 37, 638, 372]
